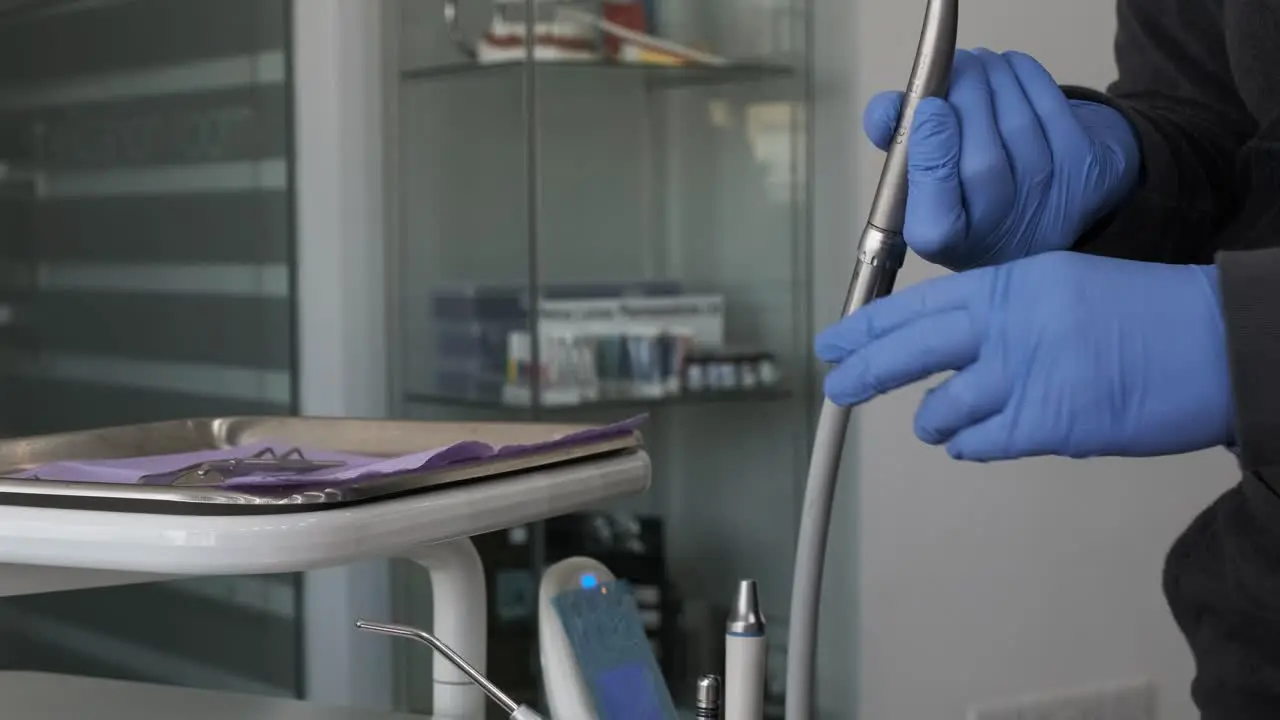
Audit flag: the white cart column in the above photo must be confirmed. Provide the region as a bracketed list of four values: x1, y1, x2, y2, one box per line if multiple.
[409, 538, 488, 718]
[293, 0, 393, 711]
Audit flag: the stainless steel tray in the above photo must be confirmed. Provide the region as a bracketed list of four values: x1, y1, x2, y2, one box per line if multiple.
[0, 416, 643, 515]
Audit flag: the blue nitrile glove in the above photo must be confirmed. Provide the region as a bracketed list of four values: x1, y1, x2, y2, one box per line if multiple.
[863, 49, 1141, 270]
[815, 251, 1234, 461]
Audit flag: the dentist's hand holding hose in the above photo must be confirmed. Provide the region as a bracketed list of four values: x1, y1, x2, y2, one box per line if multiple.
[862, 49, 1141, 270]
[818, 48, 1237, 461]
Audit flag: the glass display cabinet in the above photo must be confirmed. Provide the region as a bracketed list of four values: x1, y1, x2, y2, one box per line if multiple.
[384, 0, 814, 715]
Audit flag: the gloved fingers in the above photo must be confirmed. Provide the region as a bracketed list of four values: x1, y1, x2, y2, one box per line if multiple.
[863, 91, 904, 151]
[973, 48, 1052, 193]
[904, 97, 968, 263]
[814, 269, 984, 362]
[913, 359, 1007, 446]
[942, 409, 1049, 458]
[1003, 51, 1090, 157]
[949, 50, 1014, 243]
[822, 309, 979, 407]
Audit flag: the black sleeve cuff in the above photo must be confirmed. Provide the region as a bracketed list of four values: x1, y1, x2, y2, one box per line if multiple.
[1060, 85, 1216, 264]
[1218, 248, 1280, 471]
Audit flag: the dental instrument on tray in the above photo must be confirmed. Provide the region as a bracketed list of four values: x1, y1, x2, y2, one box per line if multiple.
[356, 620, 547, 720]
[10, 415, 646, 497]
[784, 1, 958, 718]
[724, 579, 766, 720]
[137, 446, 344, 486]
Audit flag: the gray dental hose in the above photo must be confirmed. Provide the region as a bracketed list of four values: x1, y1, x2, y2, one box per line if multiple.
[784, 2, 959, 718]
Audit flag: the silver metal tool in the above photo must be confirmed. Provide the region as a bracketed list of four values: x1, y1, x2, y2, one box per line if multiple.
[139, 446, 345, 487]
[696, 674, 723, 719]
[724, 579, 766, 720]
[356, 620, 547, 720]
[785, 2, 959, 719]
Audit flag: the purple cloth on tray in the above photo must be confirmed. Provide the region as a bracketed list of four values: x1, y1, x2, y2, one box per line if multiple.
[16, 415, 646, 489]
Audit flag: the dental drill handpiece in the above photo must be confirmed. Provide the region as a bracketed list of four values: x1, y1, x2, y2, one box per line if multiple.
[356, 620, 547, 720]
[784, 2, 958, 719]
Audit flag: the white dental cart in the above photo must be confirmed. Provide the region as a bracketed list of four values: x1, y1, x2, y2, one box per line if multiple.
[0, 416, 651, 719]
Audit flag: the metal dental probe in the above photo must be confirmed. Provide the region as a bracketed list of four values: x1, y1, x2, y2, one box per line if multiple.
[355, 620, 547, 720]
[784, 2, 959, 719]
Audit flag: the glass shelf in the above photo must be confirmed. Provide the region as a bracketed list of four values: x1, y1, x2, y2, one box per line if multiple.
[390, 0, 813, 712]
[400, 59, 796, 88]
[404, 386, 794, 412]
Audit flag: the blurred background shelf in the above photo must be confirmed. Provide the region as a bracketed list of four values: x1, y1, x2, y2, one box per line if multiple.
[404, 386, 794, 411]
[388, 0, 813, 715]
[401, 59, 797, 88]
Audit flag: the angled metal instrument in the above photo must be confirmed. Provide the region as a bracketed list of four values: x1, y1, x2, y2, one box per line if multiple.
[357, 620, 547, 720]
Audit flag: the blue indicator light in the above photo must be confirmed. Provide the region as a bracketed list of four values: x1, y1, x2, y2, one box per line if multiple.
[580, 573, 599, 590]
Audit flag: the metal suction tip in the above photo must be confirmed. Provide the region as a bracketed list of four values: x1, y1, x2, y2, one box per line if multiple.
[726, 578, 766, 636]
[355, 619, 518, 715]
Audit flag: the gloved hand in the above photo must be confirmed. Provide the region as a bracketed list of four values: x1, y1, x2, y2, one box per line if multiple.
[815, 251, 1234, 461]
[864, 49, 1141, 270]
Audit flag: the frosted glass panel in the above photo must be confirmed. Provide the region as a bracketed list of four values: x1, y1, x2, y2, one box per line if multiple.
[0, 0, 300, 699]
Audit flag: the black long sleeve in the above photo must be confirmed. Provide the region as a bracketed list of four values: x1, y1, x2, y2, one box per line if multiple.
[1062, 0, 1258, 264]
[1065, 0, 1280, 474]
[1043, 2, 1280, 718]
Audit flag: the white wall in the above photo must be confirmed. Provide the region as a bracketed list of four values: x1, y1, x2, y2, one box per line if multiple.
[813, 1, 1239, 718]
